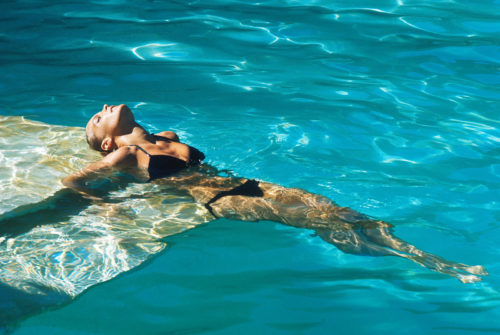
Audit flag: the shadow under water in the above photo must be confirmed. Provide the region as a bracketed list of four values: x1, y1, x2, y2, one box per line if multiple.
[0, 282, 71, 334]
[0, 189, 91, 238]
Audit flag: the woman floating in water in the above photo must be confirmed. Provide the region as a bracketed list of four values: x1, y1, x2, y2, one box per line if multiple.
[63, 104, 487, 283]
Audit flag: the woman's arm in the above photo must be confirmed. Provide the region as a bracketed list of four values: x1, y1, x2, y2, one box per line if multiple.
[62, 147, 136, 194]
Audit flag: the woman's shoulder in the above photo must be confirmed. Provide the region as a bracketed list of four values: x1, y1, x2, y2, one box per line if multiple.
[101, 146, 138, 167]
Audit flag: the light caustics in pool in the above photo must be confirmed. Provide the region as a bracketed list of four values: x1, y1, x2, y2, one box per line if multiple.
[86, 11, 341, 93]
[0, 117, 211, 296]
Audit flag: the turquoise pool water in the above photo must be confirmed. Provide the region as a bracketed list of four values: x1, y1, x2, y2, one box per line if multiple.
[1, 0, 499, 333]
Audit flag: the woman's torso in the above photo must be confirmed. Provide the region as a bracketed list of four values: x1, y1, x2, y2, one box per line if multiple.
[127, 135, 205, 181]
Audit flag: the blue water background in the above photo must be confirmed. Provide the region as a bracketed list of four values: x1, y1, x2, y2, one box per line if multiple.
[1, 0, 499, 333]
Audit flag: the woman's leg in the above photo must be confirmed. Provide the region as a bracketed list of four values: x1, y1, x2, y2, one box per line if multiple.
[160, 174, 487, 282]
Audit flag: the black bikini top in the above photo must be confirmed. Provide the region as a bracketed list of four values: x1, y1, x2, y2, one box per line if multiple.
[130, 144, 205, 181]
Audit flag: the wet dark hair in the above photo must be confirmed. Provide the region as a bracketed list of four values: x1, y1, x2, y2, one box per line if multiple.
[85, 129, 104, 152]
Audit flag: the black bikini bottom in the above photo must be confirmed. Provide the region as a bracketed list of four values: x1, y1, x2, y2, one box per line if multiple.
[204, 179, 264, 218]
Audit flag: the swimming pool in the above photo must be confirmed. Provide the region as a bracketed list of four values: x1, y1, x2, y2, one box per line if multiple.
[1, 0, 499, 333]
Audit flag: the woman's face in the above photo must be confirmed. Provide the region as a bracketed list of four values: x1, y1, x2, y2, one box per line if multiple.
[86, 104, 134, 149]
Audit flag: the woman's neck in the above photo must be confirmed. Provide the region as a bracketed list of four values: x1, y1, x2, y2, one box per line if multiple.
[114, 125, 151, 148]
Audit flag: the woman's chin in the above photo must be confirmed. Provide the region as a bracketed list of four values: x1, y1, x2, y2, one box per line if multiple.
[116, 111, 135, 132]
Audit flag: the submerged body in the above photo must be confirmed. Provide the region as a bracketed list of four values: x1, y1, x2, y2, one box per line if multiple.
[62, 104, 487, 283]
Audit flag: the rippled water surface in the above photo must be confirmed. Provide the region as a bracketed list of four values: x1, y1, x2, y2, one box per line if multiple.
[0, 0, 499, 334]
